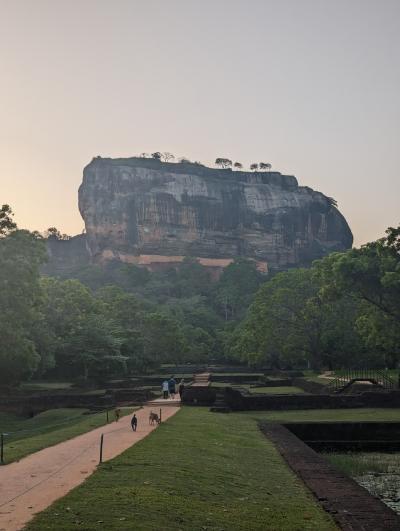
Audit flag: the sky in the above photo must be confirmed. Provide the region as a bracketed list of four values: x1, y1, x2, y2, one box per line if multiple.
[1, 0, 399, 246]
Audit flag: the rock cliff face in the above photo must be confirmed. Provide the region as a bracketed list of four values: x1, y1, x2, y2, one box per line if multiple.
[78, 157, 353, 271]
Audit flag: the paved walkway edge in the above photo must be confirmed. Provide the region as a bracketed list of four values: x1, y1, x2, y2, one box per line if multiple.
[260, 422, 400, 531]
[0, 405, 179, 531]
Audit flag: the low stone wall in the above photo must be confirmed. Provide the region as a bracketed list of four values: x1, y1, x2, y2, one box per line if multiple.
[182, 386, 217, 406]
[209, 366, 262, 373]
[225, 387, 400, 411]
[251, 379, 292, 388]
[292, 377, 328, 394]
[0, 393, 114, 416]
[110, 388, 153, 403]
[264, 370, 305, 377]
[106, 377, 163, 388]
[260, 422, 400, 530]
[0, 388, 152, 416]
[210, 374, 263, 384]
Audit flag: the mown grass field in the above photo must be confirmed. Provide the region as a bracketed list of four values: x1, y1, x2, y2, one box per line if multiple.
[19, 381, 74, 391]
[248, 386, 306, 394]
[27, 407, 337, 531]
[244, 408, 400, 423]
[0, 407, 137, 463]
[211, 383, 306, 395]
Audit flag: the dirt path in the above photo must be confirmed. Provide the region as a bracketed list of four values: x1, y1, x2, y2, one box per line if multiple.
[0, 405, 179, 531]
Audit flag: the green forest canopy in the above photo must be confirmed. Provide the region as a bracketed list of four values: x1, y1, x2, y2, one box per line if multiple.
[0, 203, 399, 386]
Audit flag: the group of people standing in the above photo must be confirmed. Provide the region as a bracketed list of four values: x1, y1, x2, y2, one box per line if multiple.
[162, 376, 185, 400]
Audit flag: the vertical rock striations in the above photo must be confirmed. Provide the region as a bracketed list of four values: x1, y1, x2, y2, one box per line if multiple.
[78, 157, 353, 271]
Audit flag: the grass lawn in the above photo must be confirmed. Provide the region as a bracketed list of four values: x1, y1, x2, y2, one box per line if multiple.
[19, 381, 74, 391]
[241, 408, 400, 423]
[248, 386, 306, 394]
[0, 407, 137, 464]
[211, 372, 263, 377]
[304, 375, 330, 385]
[211, 384, 306, 394]
[26, 408, 337, 531]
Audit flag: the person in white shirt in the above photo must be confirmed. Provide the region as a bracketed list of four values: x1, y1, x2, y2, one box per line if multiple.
[162, 380, 169, 399]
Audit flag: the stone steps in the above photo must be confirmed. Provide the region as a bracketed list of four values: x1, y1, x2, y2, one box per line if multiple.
[191, 372, 211, 387]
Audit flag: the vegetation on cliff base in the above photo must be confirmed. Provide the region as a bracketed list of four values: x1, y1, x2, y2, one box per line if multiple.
[1, 203, 399, 385]
[232, 225, 400, 369]
[0, 206, 47, 384]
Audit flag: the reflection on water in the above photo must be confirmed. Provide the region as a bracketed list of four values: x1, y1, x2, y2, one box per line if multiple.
[356, 473, 400, 514]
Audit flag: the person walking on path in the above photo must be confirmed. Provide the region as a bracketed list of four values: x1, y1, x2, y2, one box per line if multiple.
[114, 407, 121, 422]
[162, 379, 169, 399]
[178, 379, 185, 400]
[168, 376, 176, 399]
[131, 413, 137, 432]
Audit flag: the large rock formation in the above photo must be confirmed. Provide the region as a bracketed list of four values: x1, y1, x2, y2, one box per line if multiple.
[77, 157, 352, 272]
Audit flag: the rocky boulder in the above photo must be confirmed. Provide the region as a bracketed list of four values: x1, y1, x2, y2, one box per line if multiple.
[77, 157, 352, 271]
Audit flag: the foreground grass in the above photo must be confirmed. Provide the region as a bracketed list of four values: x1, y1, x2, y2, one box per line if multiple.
[248, 386, 306, 394]
[0, 407, 136, 463]
[27, 408, 337, 531]
[244, 408, 400, 423]
[325, 452, 400, 477]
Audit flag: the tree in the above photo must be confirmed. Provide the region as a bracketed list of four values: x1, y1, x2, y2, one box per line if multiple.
[259, 162, 272, 171]
[234, 162, 243, 170]
[0, 230, 47, 384]
[141, 312, 186, 366]
[40, 278, 125, 382]
[181, 325, 215, 362]
[215, 158, 232, 169]
[64, 314, 124, 382]
[327, 197, 338, 208]
[0, 204, 17, 237]
[172, 257, 212, 298]
[97, 286, 148, 372]
[386, 224, 400, 252]
[315, 224, 400, 367]
[140, 152, 149, 158]
[45, 227, 71, 240]
[151, 152, 162, 160]
[355, 304, 400, 368]
[250, 163, 259, 171]
[316, 227, 400, 324]
[214, 259, 263, 321]
[161, 152, 175, 162]
[230, 268, 366, 370]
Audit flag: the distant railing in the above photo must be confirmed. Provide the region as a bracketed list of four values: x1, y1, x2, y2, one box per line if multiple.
[326, 369, 397, 394]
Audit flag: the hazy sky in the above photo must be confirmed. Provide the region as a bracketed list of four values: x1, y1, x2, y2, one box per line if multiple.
[1, 0, 399, 245]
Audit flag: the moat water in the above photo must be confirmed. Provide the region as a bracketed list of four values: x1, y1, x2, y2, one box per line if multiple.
[356, 472, 400, 514]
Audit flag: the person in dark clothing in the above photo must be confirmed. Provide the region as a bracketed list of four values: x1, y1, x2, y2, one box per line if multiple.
[168, 376, 176, 399]
[178, 379, 185, 400]
[131, 413, 138, 432]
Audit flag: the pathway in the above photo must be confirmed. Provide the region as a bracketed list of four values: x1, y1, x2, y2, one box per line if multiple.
[147, 396, 181, 406]
[0, 405, 179, 531]
[191, 372, 210, 386]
